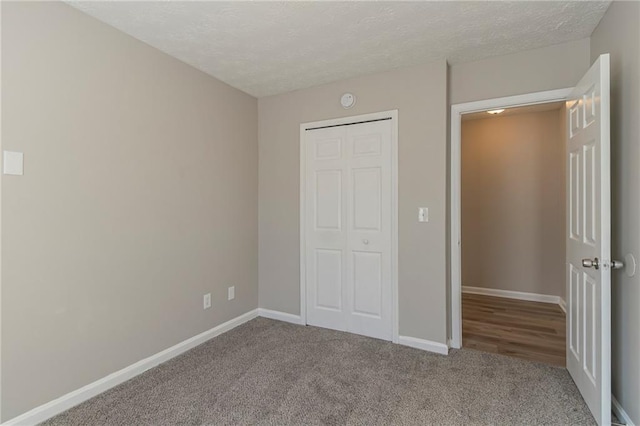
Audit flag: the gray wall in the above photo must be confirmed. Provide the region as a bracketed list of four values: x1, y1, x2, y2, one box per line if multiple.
[590, 2, 640, 423]
[258, 62, 448, 344]
[462, 109, 565, 298]
[450, 38, 591, 104]
[1, 2, 258, 421]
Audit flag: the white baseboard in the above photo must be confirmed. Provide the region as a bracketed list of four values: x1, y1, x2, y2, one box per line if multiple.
[398, 335, 449, 355]
[258, 308, 305, 325]
[558, 298, 567, 314]
[462, 286, 562, 305]
[3, 309, 259, 426]
[257, 310, 448, 357]
[613, 395, 636, 426]
[257, 310, 449, 357]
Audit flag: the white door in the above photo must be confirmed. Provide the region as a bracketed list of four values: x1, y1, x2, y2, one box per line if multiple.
[566, 53, 611, 425]
[305, 118, 393, 341]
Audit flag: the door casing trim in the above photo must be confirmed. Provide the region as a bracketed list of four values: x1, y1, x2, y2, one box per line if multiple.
[449, 89, 572, 348]
[300, 110, 399, 343]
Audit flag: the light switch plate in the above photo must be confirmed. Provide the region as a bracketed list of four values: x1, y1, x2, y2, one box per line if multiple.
[3, 151, 24, 175]
[418, 207, 429, 222]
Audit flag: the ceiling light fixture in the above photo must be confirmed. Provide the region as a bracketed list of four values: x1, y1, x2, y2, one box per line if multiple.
[487, 109, 505, 115]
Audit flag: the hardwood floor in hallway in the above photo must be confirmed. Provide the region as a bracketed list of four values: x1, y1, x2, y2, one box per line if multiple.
[462, 293, 566, 367]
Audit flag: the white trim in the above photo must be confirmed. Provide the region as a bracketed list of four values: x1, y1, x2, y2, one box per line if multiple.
[300, 110, 399, 343]
[559, 297, 567, 314]
[258, 308, 304, 325]
[299, 124, 307, 329]
[449, 88, 573, 349]
[398, 336, 449, 355]
[0, 3, 4, 419]
[391, 111, 399, 344]
[462, 286, 563, 305]
[3, 309, 259, 426]
[613, 395, 636, 426]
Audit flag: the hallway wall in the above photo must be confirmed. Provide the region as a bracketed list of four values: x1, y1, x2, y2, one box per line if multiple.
[461, 108, 565, 298]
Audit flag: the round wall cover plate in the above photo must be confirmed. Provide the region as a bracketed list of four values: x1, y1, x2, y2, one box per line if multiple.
[625, 253, 636, 277]
[341, 93, 356, 109]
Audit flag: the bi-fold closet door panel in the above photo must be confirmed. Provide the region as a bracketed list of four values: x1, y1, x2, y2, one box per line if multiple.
[305, 119, 392, 341]
[305, 126, 348, 332]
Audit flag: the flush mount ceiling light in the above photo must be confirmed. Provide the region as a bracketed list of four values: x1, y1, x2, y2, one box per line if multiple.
[487, 109, 505, 114]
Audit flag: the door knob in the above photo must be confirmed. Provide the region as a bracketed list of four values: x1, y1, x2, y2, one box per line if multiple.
[362, 239, 369, 245]
[581, 258, 625, 270]
[582, 258, 599, 270]
[609, 260, 625, 269]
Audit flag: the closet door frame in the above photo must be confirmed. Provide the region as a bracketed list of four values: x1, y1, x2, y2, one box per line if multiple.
[299, 110, 399, 343]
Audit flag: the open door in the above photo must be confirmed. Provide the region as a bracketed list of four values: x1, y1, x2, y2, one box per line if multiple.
[566, 54, 611, 425]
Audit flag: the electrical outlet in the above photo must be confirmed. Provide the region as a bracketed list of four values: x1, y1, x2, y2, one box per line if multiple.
[228, 286, 235, 301]
[203, 293, 211, 309]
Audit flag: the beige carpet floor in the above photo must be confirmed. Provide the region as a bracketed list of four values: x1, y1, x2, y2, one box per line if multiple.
[43, 317, 594, 425]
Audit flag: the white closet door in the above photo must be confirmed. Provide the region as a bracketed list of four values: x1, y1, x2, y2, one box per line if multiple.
[305, 119, 392, 341]
[305, 126, 348, 332]
[345, 120, 392, 340]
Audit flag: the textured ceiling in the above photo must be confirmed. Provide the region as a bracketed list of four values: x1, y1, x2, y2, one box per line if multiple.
[67, 1, 610, 98]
